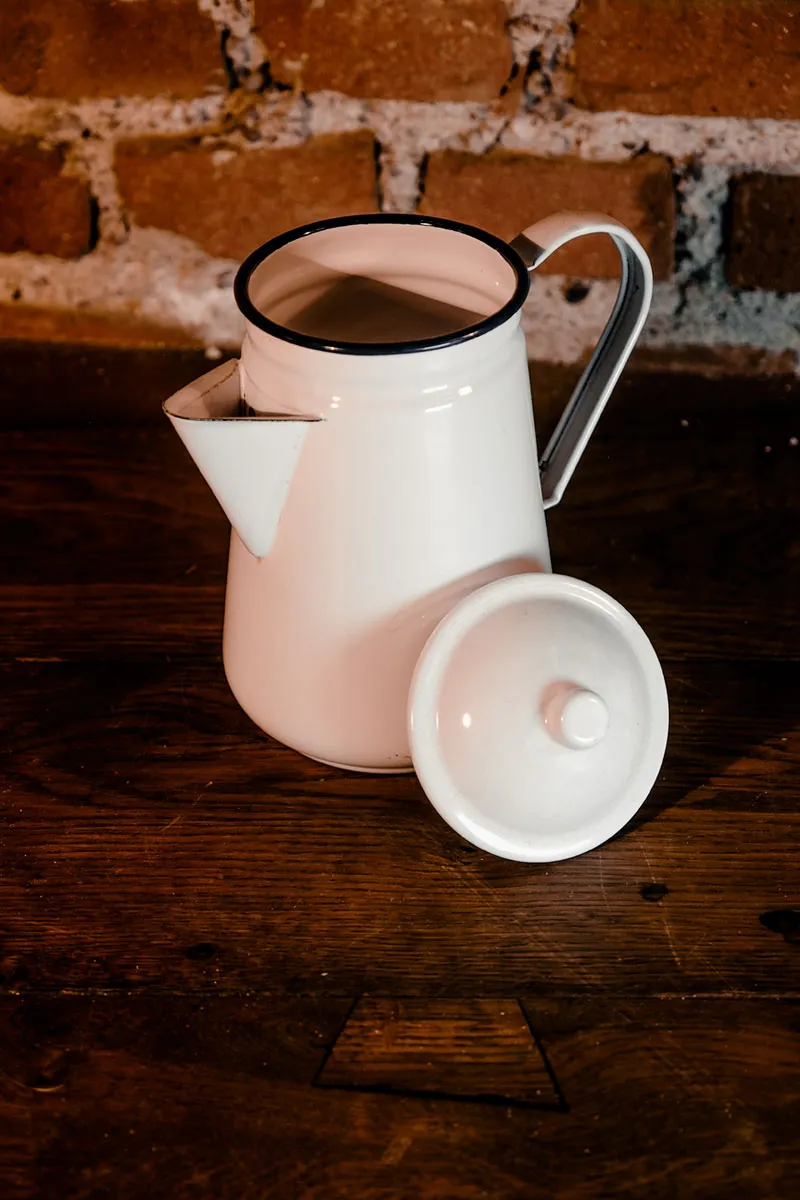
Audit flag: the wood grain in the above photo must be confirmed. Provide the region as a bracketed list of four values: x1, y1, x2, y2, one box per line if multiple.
[1, 653, 798, 994]
[1, 351, 799, 1196]
[0, 995, 797, 1199]
[316, 997, 560, 1106]
[0, 340, 221, 427]
[2, 370, 797, 661]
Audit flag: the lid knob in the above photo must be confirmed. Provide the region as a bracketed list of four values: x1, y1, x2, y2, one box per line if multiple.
[542, 684, 609, 750]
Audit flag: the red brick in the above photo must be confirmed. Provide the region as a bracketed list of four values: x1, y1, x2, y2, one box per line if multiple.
[0, 140, 92, 258]
[115, 133, 379, 261]
[573, 0, 800, 119]
[0, 0, 223, 100]
[254, 0, 512, 101]
[420, 151, 675, 280]
[726, 173, 800, 291]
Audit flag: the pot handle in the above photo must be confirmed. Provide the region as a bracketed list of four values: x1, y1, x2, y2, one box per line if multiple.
[509, 213, 653, 509]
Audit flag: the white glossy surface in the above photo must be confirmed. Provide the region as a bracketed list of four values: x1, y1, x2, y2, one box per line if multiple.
[163, 359, 316, 559]
[543, 684, 609, 750]
[164, 215, 655, 774]
[248, 220, 517, 333]
[227, 315, 548, 771]
[516, 213, 653, 510]
[408, 574, 669, 862]
[215, 221, 548, 770]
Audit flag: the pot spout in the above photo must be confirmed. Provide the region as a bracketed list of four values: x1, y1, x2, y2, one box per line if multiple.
[163, 359, 319, 559]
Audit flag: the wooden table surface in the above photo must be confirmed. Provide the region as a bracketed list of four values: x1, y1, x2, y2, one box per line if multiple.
[1, 344, 799, 1199]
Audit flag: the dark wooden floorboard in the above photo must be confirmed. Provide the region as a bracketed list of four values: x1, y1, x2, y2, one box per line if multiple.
[1, 651, 798, 994]
[0, 995, 797, 1199]
[0, 341, 218, 428]
[2, 371, 797, 662]
[1, 356, 799, 1195]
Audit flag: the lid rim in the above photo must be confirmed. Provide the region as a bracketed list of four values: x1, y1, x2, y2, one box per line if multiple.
[408, 573, 669, 863]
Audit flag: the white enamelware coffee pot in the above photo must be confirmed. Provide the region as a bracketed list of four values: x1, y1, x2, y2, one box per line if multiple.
[164, 212, 668, 860]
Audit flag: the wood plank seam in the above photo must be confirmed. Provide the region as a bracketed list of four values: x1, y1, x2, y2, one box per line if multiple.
[313, 997, 570, 1112]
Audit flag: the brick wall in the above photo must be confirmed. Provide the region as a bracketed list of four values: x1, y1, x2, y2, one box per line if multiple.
[1, 0, 799, 370]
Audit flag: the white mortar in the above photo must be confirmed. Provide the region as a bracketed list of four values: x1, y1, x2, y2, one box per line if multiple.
[1, 1, 799, 369]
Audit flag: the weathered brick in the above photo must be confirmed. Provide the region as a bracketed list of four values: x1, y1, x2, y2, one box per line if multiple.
[420, 151, 675, 279]
[726, 173, 800, 291]
[0, 140, 92, 258]
[0, 0, 223, 100]
[254, 0, 512, 101]
[115, 133, 379, 261]
[573, 0, 800, 119]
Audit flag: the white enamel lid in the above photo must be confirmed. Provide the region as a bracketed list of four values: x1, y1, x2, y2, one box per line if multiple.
[408, 574, 669, 862]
